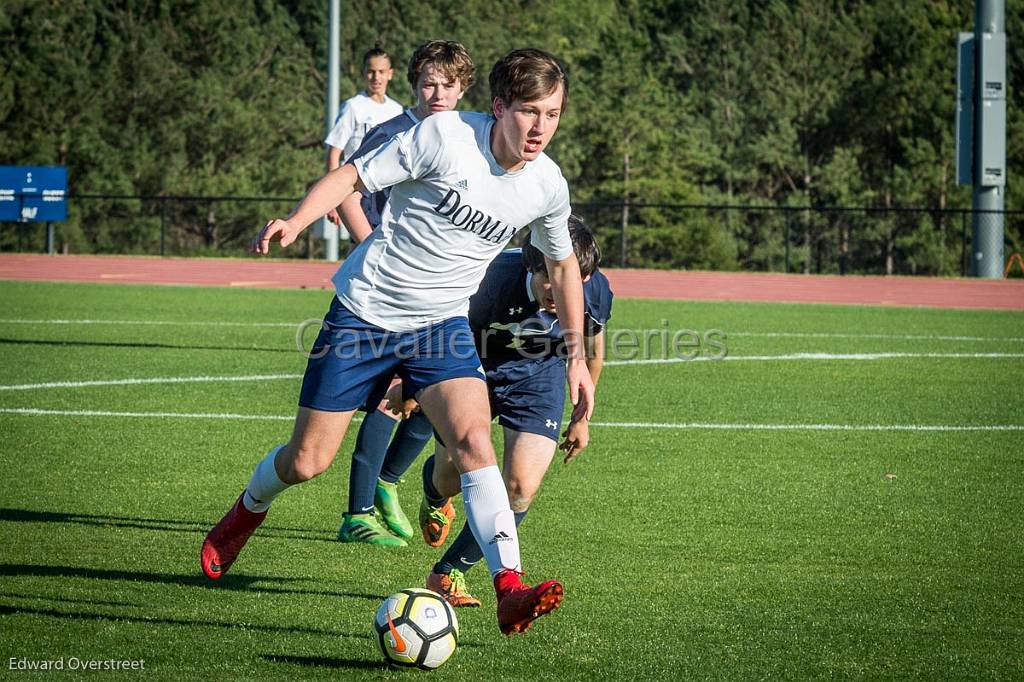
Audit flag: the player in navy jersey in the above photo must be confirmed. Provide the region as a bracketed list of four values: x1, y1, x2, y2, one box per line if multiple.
[330, 41, 476, 547]
[201, 48, 592, 636]
[380, 218, 612, 606]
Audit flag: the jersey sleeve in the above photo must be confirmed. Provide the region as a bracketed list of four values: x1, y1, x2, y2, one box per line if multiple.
[345, 123, 393, 207]
[583, 270, 613, 336]
[324, 101, 356, 151]
[345, 123, 390, 166]
[354, 116, 444, 194]
[527, 175, 573, 262]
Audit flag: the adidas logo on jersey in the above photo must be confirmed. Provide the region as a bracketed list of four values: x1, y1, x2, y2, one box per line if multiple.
[454, 179, 469, 190]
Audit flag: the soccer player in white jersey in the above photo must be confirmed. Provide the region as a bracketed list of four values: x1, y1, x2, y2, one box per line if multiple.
[201, 49, 593, 635]
[324, 44, 403, 225]
[333, 40, 476, 546]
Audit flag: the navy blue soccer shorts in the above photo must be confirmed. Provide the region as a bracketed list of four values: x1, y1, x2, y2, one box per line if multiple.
[298, 297, 485, 413]
[485, 357, 567, 442]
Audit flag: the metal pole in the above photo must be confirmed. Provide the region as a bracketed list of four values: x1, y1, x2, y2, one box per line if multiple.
[972, 0, 1006, 278]
[322, 0, 341, 262]
[46, 222, 54, 254]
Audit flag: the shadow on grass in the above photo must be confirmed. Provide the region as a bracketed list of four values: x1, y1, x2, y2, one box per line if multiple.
[0, 590, 141, 608]
[261, 654, 387, 671]
[0, 337, 295, 354]
[0, 563, 384, 601]
[0, 507, 332, 543]
[0, 603, 370, 639]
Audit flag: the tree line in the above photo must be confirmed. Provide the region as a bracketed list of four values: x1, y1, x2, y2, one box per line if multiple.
[1, 0, 1020, 274]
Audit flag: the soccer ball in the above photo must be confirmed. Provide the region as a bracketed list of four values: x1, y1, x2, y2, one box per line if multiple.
[374, 588, 459, 669]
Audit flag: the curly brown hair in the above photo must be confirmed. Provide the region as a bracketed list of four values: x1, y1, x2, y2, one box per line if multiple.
[406, 40, 475, 92]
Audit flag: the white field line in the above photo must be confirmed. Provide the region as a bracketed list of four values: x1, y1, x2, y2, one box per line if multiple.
[730, 331, 1024, 343]
[603, 351, 1024, 366]
[0, 407, 1020, 432]
[2, 350, 1023, 392]
[0, 318, 302, 328]
[0, 374, 301, 392]
[2, 319, 1022, 344]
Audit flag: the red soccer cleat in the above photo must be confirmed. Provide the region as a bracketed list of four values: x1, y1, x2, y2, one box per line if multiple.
[494, 569, 563, 635]
[201, 492, 267, 580]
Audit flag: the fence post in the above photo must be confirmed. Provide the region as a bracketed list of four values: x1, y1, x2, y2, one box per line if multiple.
[46, 222, 54, 254]
[160, 198, 167, 257]
[961, 210, 968, 277]
[620, 198, 629, 267]
[784, 212, 791, 273]
[838, 210, 847, 276]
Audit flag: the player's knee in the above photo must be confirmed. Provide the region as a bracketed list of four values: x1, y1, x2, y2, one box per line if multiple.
[450, 427, 495, 470]
[285, 445, 332, 482]
[505, 478, 537, 512]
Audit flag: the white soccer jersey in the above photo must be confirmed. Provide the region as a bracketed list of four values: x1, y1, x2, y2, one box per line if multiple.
[324, 92, 404, 161]
[332, 111, 573, 332]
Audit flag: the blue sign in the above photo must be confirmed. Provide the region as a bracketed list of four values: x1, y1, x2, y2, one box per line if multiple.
[0, 166, 68, 222]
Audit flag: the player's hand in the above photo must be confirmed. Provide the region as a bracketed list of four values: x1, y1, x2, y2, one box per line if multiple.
[327, 208, 342, 225]
[559, 418, 590, 463]
[251, 218, 301, 254]
[384, 382, 419, 419]
[567, 356, 595, 422]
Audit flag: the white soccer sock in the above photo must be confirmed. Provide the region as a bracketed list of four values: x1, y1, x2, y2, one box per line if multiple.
[242, 445, 289, 513]
[460, 465, 522, 577]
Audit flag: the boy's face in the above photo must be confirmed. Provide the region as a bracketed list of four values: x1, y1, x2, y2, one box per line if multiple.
[414, 64, 465, 117]
[491, 83, 564, 171]
[529, 266, 589, 313]
[364, 56, 394, 96]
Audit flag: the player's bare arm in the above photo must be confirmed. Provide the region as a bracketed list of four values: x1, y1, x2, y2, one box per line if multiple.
[544, 254, 594, 421]
[253, 164, 366, 254]
[325, 147, 345, 224]
[560, 329, 604, 462]
[338, 190, 374, 243]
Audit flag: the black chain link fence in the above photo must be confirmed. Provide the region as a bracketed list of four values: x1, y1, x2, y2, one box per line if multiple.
[2, 194, 1022, 277]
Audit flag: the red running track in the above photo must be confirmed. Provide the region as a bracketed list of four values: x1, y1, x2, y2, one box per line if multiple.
[1, 253, 1022, 310]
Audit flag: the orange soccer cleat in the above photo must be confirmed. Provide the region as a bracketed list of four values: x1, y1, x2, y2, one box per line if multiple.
[427, 569, 482, 608]
[418, 497, 456, 547]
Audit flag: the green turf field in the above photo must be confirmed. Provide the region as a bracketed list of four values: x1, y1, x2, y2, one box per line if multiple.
[1, 279, 1022, 680]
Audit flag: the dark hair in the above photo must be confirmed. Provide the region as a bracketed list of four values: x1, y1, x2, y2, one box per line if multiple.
[362, 42, 390, 70]
[407, 40, 475, 92]
[489, 48, 568, 112]
[521, 215, 599, 278]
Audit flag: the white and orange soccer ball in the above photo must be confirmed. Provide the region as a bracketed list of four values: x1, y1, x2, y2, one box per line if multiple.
[374, 588, 459, 669]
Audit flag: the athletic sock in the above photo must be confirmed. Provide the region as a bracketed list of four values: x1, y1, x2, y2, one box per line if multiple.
[421, 454, 448, 507]
[434, 509, 528, 576]
[459, 466, 521, 577]
[379, 411, 433, 483]
[347, 410, 398, 514]
[243, 445, 289, 513]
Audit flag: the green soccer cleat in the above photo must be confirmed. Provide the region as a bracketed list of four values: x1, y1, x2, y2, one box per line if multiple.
[374, 479, 414, 540]
[337, 512, 407, 547]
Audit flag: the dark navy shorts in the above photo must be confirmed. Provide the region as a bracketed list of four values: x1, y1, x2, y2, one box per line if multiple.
[485, 357, 567, 442]
[298, 297, 485, 412]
